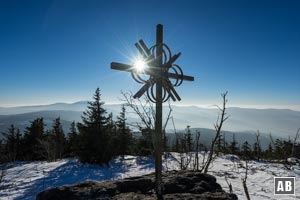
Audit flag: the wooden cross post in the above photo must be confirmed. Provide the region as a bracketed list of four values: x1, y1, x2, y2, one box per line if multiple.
[155, 24, 163, 199]
[111, 24, 194, 199]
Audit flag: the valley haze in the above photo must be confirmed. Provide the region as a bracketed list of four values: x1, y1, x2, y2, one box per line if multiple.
[0, 101, 299, 141]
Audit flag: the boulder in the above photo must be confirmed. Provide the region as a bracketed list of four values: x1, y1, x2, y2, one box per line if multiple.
[37, 171, 237, 200]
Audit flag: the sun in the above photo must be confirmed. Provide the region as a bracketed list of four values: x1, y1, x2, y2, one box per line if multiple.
[133, 59, 147, 72]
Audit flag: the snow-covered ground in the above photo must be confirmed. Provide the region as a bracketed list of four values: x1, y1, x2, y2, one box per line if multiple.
[0, 153, 299, 200]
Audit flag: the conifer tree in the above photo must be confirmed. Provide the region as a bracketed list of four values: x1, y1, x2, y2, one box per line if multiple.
[253, 142, 261, 161]
[51, 117, 66, 159]
[1, 125, 22, 161]
[253, 131, 262, 161]
[174, 136, 180, 152]
[241, 141, 251, 159]
[265, 142, 273, 159]
[228, 133, 239, 155]
[67, 121, 79, 157]
[23, 118, 45, 160]
[77, 87, 109, 164]
[185, 125, 193, 152]
[106, 112, 117, 157]
[137, 127, 153, 156]
[116, 105, 132, 155]
[15, 128, 23, 160]
[274, 139, 283, 159]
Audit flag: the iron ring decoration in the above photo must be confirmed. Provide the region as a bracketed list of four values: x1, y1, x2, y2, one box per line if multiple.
[131, 42, 183, 103]
[131, 43, 173, 85]
[149, 43, 172, 64]
[169, 64, 184, 87]
[131, 72, 148, 84]
[147, 82, 169, 103]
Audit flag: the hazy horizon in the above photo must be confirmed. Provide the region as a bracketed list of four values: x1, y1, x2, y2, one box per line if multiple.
[1, 100, 300, 112]
[1, 100, 299, 139]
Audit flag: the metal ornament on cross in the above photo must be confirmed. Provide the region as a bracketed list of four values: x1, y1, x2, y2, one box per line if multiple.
[111, 26, 194, 103]
[111, 24, 194, 198]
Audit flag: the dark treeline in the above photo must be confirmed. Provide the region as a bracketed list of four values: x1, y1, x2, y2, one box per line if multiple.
[172, 128, 300, 162]
[214, 130, 300, 162]
[0, 88, 152, 165]
[163, 126, 300, 165]
[1, 88, 299, 165]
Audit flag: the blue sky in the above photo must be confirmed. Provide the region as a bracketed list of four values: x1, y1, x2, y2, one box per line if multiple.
[0, 0, 299, 110]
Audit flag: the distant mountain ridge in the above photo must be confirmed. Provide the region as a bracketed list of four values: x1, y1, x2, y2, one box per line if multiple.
[0, 101, 89, 115]
[0, 101, 299, 140]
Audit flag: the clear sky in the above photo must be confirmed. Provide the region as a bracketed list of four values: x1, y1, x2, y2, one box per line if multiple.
[0, 0, 299, 110]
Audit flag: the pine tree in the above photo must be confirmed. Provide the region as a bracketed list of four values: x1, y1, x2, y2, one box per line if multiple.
[185, 125, 193, 152]
[253, 131, 262, 161]
[137, 127, 153, 156]
[116, 105, 132, 155]
[106, 112, 117, 157]
[15, 128, 22, 160]
[241, 141, 251, 159]
[274, 139, 283, 159]
[77, 87, 109, 164]
[228, 133, 239, 155]
[174, 136, 180, 152]
[1, 125, 22, 161]
[253, 142, 262, 161]
[0, 139, 4, 163]
[283, 139, 293, 161]
[51, 117, 66, 159]
[23, 118, 45, 160]
[67, 121, 79, 157]
[265, 142, 273, 159]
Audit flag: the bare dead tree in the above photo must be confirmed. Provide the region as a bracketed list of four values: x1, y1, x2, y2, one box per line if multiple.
[202, 91, 229, 174]
[162, 101, 173, 172]
[169, 123, 194, 171]
[194, 131, 201, 171]
[291, 128, 300, 157]
[37, 138, 56, 162]
[242, 160, 251, 200]
[269, 133, 275, 145]
[121, 91, 172, 131]
[172, 131, 193, 170]
[121, 91, 155, 130]
[163, 100, 173, 131]
[180, 152, 193, 170]
[122, 91, 173, 164]
[254, 130, 262, 161]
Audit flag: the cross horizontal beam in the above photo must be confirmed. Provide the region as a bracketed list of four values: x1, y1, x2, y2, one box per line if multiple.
[111, 62, 194, 81]
[111, 62, 157, 77]
[111, 62, 133, 72]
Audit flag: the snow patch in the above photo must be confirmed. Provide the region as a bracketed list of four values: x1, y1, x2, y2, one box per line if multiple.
[1, 154, 299, 200]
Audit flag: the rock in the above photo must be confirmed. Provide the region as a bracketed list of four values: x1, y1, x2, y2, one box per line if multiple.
[163, 171, 222, 194]
[37, 171, 237, 200]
